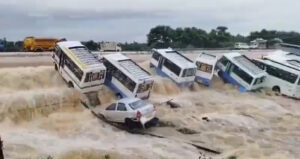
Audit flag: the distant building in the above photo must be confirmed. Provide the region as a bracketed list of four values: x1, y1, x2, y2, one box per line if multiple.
[99, 42, 122, 52]
[250, 38, 267, 49]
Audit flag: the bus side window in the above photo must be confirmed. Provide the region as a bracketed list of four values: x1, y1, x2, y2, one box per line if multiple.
[219, 57, 229, 66]
[232, 65, 253, 84]
[266, 65, 297, 84]
[253, 60, 265, 70]
[163, 59, 181, 76]
[152, 52, 160, 61]
[55, 46, 62, 57]
[298, 78, 300, 85]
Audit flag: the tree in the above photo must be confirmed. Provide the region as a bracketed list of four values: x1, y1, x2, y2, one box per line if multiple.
[147, 25, 175, 48]
[217, 26, 228, 33]
[82, 40, 99, 51]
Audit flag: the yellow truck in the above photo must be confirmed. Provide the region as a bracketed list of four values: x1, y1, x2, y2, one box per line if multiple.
[23, 37, 59, 52]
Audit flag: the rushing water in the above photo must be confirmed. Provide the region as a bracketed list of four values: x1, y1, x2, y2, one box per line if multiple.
[0, 65, 299, 159]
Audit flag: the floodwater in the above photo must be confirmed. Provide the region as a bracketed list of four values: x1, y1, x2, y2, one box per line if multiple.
[0, 55, 299, 159]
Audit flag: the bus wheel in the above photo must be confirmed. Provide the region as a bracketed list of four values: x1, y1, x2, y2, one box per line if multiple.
[54, 64, 58, 71]
[68, 82, 74, 88]
[272, 86, 280, 94]
[116, 93, 123, 99]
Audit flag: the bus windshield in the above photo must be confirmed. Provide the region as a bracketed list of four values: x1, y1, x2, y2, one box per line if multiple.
[84, 70, 105, 82]
[182, 68, 196, 77]
[253, 76, 265, 85]
[196, 62, 213, 73]
[137, 82, 153, 93]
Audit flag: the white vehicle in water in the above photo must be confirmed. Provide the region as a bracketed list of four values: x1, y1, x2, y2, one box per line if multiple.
[216, 52, 267, 92]
[53, 41, 106, 93]
[99, 98, 158, 128]
[253, 50, 300, 98]
[103, 53, 154, 99]
[234, 42, 250, 50]
[150, 48, 196, 87]
[194, 52, 218, 86]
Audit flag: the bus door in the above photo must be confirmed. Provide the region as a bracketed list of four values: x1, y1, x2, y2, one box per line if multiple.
[158, 56, 164, 69]
[59, 52, 65, 71]
[225, 61, 233, 73]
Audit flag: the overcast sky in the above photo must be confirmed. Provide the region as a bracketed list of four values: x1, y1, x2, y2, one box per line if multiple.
[0, 0, 299, 42]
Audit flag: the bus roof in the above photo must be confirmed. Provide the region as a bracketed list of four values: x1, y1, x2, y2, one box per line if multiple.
[196, 52, 218, 65]
[263, 50, 300, 73]
[154, 48, 196, 69]
[104, 53, 152, 81]
[57, 41, 105, 70]
[224, 52, 266, 77]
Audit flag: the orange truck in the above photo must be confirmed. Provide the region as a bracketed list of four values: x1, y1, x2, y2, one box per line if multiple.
[23, 37, 59, 52]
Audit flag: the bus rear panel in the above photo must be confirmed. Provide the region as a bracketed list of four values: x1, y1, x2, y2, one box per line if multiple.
[195, 53, 218, 86]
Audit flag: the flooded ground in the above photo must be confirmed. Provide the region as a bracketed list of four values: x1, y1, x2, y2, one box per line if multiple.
[0, 53, 299, 159]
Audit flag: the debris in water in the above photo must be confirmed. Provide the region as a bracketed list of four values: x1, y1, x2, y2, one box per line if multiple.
[165, 99, 181, 108]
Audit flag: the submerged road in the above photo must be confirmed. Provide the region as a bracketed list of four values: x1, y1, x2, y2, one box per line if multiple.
[0, 50, 274, 67]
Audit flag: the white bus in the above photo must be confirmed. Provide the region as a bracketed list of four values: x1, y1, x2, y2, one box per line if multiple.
[53, 41, 106, 93]
[103, 53, 154, 99]
[150, 48, 196, 87]
[253, 50, 300, 98]
[194, 52, 218, 86]
[216, 52, 267, 92]
[234, 42, 250, 50]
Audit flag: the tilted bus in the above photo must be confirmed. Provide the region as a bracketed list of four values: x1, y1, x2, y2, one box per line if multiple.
[150, 48, 196, 87]
[253, 50, 300, 98]
[216, 52, 267, 92]
[53, 41, 106, 93]
[103, 53, 154, 99]
[194, 52, 218, 86]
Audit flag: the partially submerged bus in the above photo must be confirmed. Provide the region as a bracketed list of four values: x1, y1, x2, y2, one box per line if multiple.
[53, 41, 106, 93]
[194, 52, 218, 86]
[150, 48, 196, 87]
[216, 52, 267, 92]
[253, 50, 300, 98]
[103, 53, 154, 99]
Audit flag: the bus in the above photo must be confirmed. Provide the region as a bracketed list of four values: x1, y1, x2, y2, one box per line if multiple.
[216, 52, 267, 92]
[194, 52, 218, 86]
[253, 50, 300, 98]
[103, 53, 154, 99]
[53, 41, 106, 93]
[150, 48, 196, 87]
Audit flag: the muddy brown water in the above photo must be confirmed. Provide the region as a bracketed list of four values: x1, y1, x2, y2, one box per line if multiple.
[0, 52, 299, 159]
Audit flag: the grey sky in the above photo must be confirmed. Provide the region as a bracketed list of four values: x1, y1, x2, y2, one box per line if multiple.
[0, 0, 299, 42]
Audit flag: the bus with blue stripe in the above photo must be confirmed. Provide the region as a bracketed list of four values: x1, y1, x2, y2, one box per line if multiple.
[194, 52, 218, 86]
[103, 53, 154, 99]
[150, 48, 196, 88]
[216, 52, 267, 92]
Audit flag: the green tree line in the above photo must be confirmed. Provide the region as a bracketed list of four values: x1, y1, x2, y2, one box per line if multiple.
[2, 26, 300, 51]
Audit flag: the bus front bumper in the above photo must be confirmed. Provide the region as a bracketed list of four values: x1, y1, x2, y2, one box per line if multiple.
[195, 76, 211, 86]
[80, 84, 104, 94]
